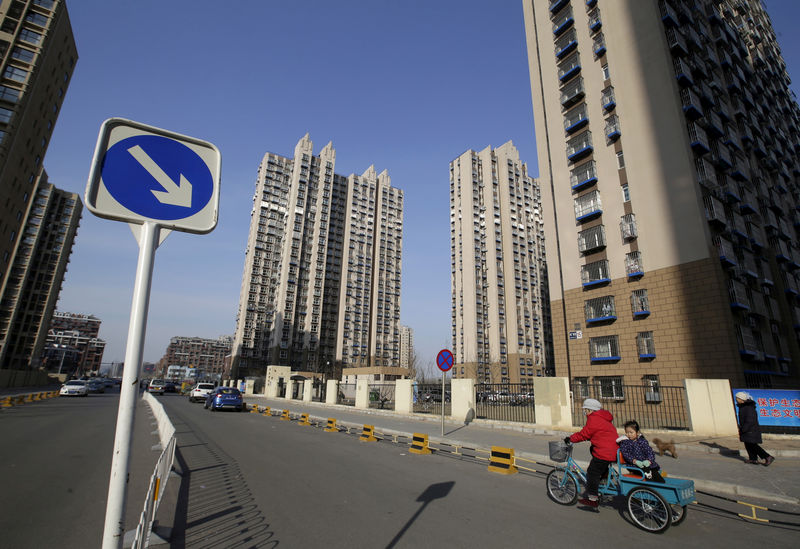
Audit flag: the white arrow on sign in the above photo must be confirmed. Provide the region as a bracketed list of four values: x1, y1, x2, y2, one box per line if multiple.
[127, 145, 193, 207]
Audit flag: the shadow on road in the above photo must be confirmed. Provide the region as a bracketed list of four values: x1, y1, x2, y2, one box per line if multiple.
[169, 421, 279, 548]
[385, 481, 455, 548]
[699, 441, 744, 460]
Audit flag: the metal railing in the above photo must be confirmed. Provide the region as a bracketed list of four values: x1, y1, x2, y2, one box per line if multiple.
[337, 383, 356, 406]
[570, 384, 688, 430]
[368, 383, 396, 410]
[475, 383, 536, 424]
[413, 383, 452, 416]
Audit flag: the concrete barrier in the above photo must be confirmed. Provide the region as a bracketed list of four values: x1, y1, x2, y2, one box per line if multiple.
[410, 433, 432, 455]
[355, 379, 369, 409]
[303, 379, 313, 403]
[488, 446, 518, 475]
[452, 378, 475, 422]
[325, 380, 338, 405]
[360, 424, 377, 442]
[684, 379, 739, 436]
[533, 377, 573, 429]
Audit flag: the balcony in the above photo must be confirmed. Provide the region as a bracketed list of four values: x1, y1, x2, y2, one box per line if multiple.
[560, 76, 585, 108]
[574, 190, 602, 221]
[637, 332, 656, 359]
[601, 86, 616, 111]
[736, 325, 758, 359]
[695, 157, 717, 188]
[564, 103, 589, 134]
[552, 7, 575, 36]
[631, 289, 650, 317]
[566, 130, 593, 162]
[672, 57, 694, 87]
[666, 27, 687, 56]
[605, 115, 621, 141]
[714, 236, 737, 266]
[555, 28, 578, 59]
[558, 52, 582, 83]
[593, 33, 606, 57]
[729, 279, 750, 310]
[549, 0, 570, 14]
[687, 122, 710, 155]
[581, 259, 610, 287]
[570, 160, 598, 191]
[620, 213, 637, 240]
[590, 335, 620, 363]
[710, 140, 732, 170]
[703, 194, 726, 226]
[727, 209, 748, 239]
[738, 183, 757, 213]
[704, 111, 724, 138]
[625, 251, 644, 278]
[659, 0, 678, 27]
[585, 295, 616, 324]
[676, 88, 702, 120]
[578, 224, 606, 254]
[588, 8, 602, 33]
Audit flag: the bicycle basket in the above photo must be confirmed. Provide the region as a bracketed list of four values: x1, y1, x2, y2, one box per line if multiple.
[549, 440, 571, 462]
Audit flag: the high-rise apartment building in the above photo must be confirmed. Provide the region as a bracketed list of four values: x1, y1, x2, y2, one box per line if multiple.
[156, 335, 232, 380]
[0, 177, 81, 368]
[450, 141, 552, 385]
[0, 0, 79, 372]
[523, 0, 799, 389]
[1, 0, 76, 297]
[399, 324, 414, 370]
[232, 135, 404, 380]
[42, 311, 105, 374]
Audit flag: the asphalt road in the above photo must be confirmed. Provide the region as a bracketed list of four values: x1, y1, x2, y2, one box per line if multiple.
[0, 387, 158, 548]
[159, 396, 800, 548]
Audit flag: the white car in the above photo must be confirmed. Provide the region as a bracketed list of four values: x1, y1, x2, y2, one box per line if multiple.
[189, 383, 216, 403]
[60, 380, 88, 397]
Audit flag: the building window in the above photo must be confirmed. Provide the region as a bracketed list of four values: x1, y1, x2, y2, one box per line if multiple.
[585, 296, 616, 322]
[630, 290, 649, 317]
[589, 335, 620, 362]
[643, 375, 661, 402]
[595, 375, 624, 399]
[577, 224, 606, 253]
[574, 190, 602, 220]
[617, 151, 625, 169]
[0, 85, 20, 103]
[601, 63, 610, 80]
[637, 331, 656, 358]
[626, 251, 644, 277]
[581, 259, 610, 287]
[574, 377, 589, 398]
[620, 213, 637, 240]
[2, 66, 28, 83]
[18, 29, 42, 45]
[621, 183, 629, 202]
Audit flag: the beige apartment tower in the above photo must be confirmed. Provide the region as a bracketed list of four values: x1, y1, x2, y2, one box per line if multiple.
[450, 141, 552, 385]
[232, 135, 404, 380]
[523, 0, 800, 390]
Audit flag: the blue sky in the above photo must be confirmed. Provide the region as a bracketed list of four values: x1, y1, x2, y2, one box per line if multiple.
[45, 1, 800, 369]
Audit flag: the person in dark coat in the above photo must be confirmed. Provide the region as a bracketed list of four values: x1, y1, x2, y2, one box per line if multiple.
[735, 391, 774, 466]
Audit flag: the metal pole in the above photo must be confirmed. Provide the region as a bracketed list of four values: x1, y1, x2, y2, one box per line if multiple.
[102, 222, 160, 549]
[441, 370, 445, 436]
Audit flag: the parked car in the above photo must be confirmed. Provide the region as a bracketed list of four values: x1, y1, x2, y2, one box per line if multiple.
[102, 378, 114, 388]
[87, 379, 105, 393]
[189, 383, 216, 403]
[205, 387, 244, 412]
[148, 379, 165, 395]
[60, 380, 88, 397]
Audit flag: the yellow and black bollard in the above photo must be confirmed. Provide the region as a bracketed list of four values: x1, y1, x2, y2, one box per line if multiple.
[299, 413, 311, 426]
[360, 424, 378, 442]
[324, 418, 338, 432]
[409, 433, 432, 455]
[262, 406, 272, 417]
[488, 446, 518, 475]
[250, 404, 260, 413]
[280, 409, 291, 421]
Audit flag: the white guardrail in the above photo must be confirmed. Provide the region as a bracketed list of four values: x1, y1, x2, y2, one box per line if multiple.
[130, 392, 177, 548]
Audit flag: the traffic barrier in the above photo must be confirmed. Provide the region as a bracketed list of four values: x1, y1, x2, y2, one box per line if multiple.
[280, 409, 291, 421]
[360, 424, 378, 442]
[409, 433, 432, 455]
[324, 418, 338, 432]
[250, 404, 260, 413]
[25, 393, 34, 403]
[262, 406, 272, 417]
[299, 413, 311, 426]
[1, 396, 13, 407]
[14, 395, 26, 405]
[488, 446, 518, 475]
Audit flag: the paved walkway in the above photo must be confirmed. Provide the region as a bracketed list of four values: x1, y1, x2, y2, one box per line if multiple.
[246, 394, 800, 507]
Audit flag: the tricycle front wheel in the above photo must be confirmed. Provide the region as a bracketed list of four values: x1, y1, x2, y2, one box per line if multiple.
[627, 487, 671, 533]
[546, 469, 578, 505]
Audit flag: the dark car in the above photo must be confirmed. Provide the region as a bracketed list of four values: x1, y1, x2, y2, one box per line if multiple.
[164, 382, 177, 393]
[205, 387, 244, 412]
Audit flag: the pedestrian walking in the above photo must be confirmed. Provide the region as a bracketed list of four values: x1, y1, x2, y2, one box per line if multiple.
[735, 391, 774, 466]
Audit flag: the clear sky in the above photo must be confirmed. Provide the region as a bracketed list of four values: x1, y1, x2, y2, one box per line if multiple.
[44, 1, 800, 370]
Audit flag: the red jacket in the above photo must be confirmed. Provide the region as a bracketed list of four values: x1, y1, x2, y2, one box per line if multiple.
[568, 409, 618, 461]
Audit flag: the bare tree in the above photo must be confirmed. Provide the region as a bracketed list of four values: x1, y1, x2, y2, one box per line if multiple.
[406, 348, 419, 380]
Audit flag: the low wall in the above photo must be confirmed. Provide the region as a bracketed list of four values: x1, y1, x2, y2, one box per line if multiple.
[0, 369, 53, 389]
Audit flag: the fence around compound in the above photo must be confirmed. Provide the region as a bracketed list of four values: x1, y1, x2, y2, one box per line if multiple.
[413, 382, 452, 416]
[570, 383, 689, 430]
[337, 383, 356, 406]
[368, 382, 396, 410]
[474, 383, 535, 424]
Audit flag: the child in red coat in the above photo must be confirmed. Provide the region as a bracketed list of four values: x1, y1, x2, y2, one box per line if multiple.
[565, 398, 618, 508]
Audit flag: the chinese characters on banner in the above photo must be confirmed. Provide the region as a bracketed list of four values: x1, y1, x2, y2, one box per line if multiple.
[733, 388, 800, 428]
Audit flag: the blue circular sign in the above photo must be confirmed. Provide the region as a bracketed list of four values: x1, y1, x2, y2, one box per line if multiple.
[101, 135, 214, 221]
[437, 349, 454, 372]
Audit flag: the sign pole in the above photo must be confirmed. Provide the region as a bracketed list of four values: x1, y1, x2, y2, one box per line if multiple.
[102, 222, 160, 549]
[441, 369, 445, 436]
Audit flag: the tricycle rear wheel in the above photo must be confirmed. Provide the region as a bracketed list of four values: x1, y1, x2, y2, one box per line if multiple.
[671, 504, 687, 525]
[627, 487, 671, 533]
[546, 469, 578, 505]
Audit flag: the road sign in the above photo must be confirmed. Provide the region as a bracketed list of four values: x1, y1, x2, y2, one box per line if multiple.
[86, 118, 221, 233]
[569, 331, 583, 340]
[436, 349, 454, 372]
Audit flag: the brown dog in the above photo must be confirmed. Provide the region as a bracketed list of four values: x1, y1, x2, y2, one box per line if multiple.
[651, 438, 678, 458]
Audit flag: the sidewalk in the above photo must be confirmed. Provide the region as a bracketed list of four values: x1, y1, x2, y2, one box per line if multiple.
[246, 394, 800, 507]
